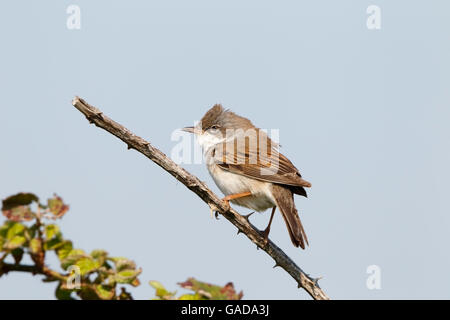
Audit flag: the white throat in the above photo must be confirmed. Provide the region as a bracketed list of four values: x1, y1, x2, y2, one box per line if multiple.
[196, 132, 225, 154]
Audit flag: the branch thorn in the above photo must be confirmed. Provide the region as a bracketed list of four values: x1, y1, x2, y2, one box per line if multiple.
[242, 211, 254, 223]
[313, 276, 323, 287]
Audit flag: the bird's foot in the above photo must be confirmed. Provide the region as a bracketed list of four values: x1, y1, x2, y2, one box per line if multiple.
[208, 203, 221, 220]
[220, 198, 231, 212]
[260, 227, 271, 245]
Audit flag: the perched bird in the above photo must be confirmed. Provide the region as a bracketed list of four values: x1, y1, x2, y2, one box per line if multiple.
[182, 105, 311, 249]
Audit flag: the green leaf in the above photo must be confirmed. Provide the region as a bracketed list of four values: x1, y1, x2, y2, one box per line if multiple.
[75, 257, 100, 275]
[56, 241, 73, 260]
[91, 249, 107, 259]
[177, 278, 243, 300]
[29, 238, 42, 254]
[6, 223, 25, 240]
[178, 293, 201, 300]
[4, 235, 26, 250]
[44, 224, 60, 240]
[61, 249, 86, 270]
[149, 280, 165, 291]
[47, 195, 69, 218]
[114, 269, 141, 285]
[109, 257, 136, 272]
[94, 284, 115, 300]
[24, 224, 37, 241]
[90, 249, 108, 267]
[0, 223, 9, 238]
[2, 193, 39, 211]
[149, 281, 175, 299]
[44, 236, 64, 251]
[78, 286, 99, 300]
[55, 284, 74, 300]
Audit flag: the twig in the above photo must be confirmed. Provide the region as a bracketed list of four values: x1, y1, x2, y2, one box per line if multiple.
[0, 262, 130, 299]
[0, 262, 66, 282]
[71, 96, 330, 300]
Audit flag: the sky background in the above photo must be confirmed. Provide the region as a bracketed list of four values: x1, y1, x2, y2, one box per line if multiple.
[1, 0, 449, 299]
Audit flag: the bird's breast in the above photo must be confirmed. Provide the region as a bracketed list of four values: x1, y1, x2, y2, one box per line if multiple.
[207, 162, 276, 212]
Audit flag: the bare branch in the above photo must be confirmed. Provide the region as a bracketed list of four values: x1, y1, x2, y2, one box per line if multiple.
[71, 96, 330, 300]
[0, 262, 66, 282]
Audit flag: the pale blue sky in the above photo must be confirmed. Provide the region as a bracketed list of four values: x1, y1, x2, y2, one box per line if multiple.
[1, 0, 449, 299]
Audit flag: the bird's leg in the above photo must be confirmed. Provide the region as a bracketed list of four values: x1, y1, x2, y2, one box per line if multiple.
[221, 191, 252, 209]
[262, 207, 276, 243]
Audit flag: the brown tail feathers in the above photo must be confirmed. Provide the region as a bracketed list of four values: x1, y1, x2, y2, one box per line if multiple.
[271, 184, 309, 249]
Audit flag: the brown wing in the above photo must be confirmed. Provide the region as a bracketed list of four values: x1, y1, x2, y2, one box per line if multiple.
[213, 132, 311, 189]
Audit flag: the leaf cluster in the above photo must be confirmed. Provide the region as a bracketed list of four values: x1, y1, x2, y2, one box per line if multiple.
[150, 278, 243, 300]
[0, 193, 140, 300]
[0, 192, 242, 300]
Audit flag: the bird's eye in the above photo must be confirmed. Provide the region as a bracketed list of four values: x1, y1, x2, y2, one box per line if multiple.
[210, 125, 219, 130]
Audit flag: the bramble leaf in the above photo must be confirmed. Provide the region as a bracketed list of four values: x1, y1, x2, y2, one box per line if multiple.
[95, 284, 115, 300]
[91, 250, 108, 260]
[109, 257, 136, 272]
[56, 241, 73, 260]
[44, 224, 60, 240]
[4, 235, 26, 250]
[6, 223, 25, 240]
[177, 278, 243, 300]
[47, 195, 69, 218]
[149, 281, 176, 299]
[55, 284, 75, 300]
[2, 206, 34, 222]
[2, 193, 39, 211]
[44, 236, 64, 251]
[75, 257, 100, 275]
[178, 293, 200, 300]
[29, 238, 41, 254]
[91, 250, 108, 266]
[115, 269, 142, 285]
[61, 249, 86, 270]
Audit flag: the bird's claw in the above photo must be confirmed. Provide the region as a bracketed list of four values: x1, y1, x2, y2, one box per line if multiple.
[209, 204, 220, 219]
[222, 199, 231, 211]
[259, 227, 271, 245]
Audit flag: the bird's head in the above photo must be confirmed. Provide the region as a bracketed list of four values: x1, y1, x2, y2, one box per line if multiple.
[182, 104, 255, 150]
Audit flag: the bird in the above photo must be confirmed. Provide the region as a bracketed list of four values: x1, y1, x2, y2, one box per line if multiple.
[182, 104, 311, 249]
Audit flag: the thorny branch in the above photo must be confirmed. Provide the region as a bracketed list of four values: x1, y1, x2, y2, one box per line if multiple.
[71, 96, 330, 300]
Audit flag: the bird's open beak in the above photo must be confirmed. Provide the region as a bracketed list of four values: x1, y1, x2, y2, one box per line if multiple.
[181, 126, 195, 134]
